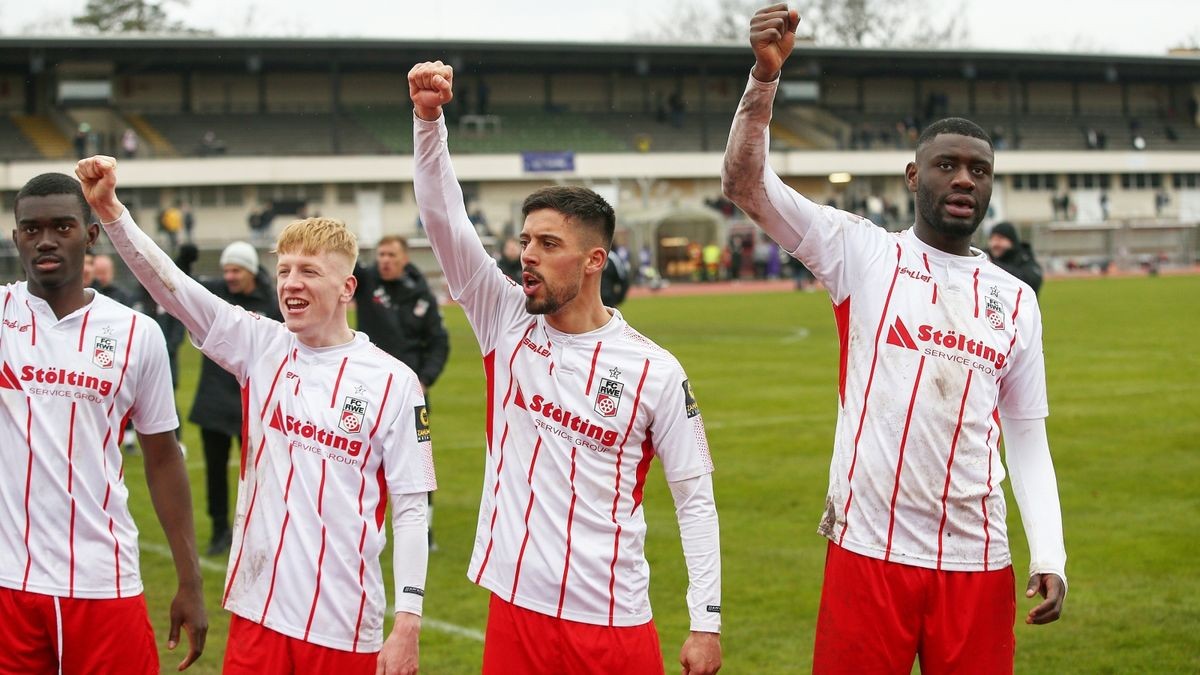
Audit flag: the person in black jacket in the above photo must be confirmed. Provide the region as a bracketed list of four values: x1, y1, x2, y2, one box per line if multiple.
[988, 221, 1044, 294]
[188, 241, 281, 555]
[354, 234, 449, 547]
[600, 250, 630, 307]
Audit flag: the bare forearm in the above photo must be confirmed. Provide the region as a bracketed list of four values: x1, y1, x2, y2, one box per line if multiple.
[721, 75, 817, 253]
[143, 441, 203, 590]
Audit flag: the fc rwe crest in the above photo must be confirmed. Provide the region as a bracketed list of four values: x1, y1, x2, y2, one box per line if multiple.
[339, 396, 367, 434]
[93, 336, 116, 369]
[594, 377, 624, 418]
[985, 297, 1006, 330]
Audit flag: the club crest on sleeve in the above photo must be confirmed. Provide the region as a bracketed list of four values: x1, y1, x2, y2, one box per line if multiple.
[339, 396, 367, 434]
[93, 336, 117, 369]
[594, 377, 624, 418]
[683, 379, 700, 418]
[414, 405, 431, 443]
[985, 296, 1006, 330]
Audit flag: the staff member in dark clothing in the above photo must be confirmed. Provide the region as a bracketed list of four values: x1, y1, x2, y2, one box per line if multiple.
[354, 234, 450, 547]
[988, 221, 1044, 294]
[188, 241, 280, 555]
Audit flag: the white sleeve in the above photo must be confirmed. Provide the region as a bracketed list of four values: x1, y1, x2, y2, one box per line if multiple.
[413, 113, 527, 352]
[102, 209, 269, 381]
[129, 317, 179, 435]
[721, 73, 891, 303]
[390, 491, 429, 616]
[381, 378, 437, 496]
[998, 291, 1049, 420]
[668, 474, 722, 633]
[650, 367, 714, 483]
[1001, 416, 1067, 589]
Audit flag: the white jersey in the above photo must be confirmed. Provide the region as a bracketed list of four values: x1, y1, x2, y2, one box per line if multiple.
[798, 216, 1047, 572]
[0, 283, 178, 599]
[103, 213, 437, 653]
[415, 116, 716, 627]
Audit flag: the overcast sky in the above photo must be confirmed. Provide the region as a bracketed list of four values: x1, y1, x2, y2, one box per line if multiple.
[4, 0, 1199, 56]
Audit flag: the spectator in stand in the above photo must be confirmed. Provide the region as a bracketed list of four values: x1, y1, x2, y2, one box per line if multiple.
[158, 202, 184, 253]
[988, 222, 1044, 295]
[121, 128, 140, 158]
[702, 242, 721, 281]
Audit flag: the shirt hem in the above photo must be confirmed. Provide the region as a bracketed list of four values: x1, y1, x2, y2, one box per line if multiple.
[473, 573, 654, 627]
[828, 535, 1013, 572]
[0, 577, 144, 599]
[225, 602, 381, 653]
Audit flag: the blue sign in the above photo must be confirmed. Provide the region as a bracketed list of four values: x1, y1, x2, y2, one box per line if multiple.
[522, 151, 575, 173]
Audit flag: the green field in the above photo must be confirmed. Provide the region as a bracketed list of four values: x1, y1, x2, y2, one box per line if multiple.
[125, 274, 1200, 673]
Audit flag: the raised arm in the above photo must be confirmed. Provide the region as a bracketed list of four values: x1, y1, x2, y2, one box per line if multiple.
[75, 157, 229, 348]
[721, 4, 819, 253]
[409, 62, 501, 301]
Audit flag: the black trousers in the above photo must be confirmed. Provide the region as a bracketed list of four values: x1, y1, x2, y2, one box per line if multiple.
[201, 428, 240, 534]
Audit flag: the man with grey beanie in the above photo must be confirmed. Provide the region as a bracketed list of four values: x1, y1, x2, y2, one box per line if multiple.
[188, 241, 281, 555]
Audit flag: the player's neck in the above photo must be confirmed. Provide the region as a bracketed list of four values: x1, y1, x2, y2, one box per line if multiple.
[28, 281, 91, 320]
[545, 296, 612, 335]
[913, 221, 973, 257]
[296, 319, 356, 349]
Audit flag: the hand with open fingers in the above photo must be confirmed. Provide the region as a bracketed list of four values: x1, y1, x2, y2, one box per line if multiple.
[1025, 573, 1066, 625]
[749, 3, 801, 83]
[679, 631, 722, 675]
[167, 584, 208, 670]
[375, 612, 420, 675]
[73, 155, 125, 222]
[408, 61, 454, 122]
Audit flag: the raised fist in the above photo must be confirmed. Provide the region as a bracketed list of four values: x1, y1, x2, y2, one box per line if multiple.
[750, 3, 800, 82]
[408, 61, 454, 122]
[74, 155, 125, 223]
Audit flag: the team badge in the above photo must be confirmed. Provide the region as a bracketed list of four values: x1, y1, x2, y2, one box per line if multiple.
[985, 297, 1006, 330]
[414, 405, 431, 443]
[339, 396, 367, 434]
[682, 379, 701, 418]
[93, 336, 117, 369]
[594, 375, 624, 418]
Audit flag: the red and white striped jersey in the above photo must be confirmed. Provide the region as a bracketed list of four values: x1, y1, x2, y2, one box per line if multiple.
[416, 117, 716, 628]
[796, 213, 1048, 572]
[0, 283, 178, 599]
[103, 212, 437, 653]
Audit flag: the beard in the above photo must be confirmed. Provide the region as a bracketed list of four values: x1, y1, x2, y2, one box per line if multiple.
[916, 183, 985, 238]
[523, 272, 580, 315]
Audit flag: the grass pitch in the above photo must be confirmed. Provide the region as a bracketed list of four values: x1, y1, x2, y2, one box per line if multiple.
[124, 274, 1200, 673]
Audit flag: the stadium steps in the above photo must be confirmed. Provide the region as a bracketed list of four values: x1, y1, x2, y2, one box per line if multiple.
[0, 115, 42, 161]
[10, 114, 72, 159]
[123, 113, 178, 157]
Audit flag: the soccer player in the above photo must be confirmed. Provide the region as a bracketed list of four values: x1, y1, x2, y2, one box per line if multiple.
[409, 61, 723, 675]
[75, 156, 436, 675]
[0, 172, 207, 673]
[722, 6, 1067, 673]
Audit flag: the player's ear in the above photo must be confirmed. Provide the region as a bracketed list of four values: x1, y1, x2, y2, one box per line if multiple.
[586, 246, 607, 275]
[904, 161, 918, 193]
[341, 272, 357, 304]
[85, 222, 100, 248]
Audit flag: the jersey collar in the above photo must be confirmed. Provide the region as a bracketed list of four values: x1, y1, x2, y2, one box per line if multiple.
[902, 228, 988, 267]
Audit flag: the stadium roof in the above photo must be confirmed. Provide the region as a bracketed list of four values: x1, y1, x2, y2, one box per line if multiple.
[2, 36, 1199, 81]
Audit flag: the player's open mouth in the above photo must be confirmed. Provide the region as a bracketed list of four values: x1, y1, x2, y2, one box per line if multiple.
[284, 298, 310, 313]
[944, 194, 976, 219]
[522, 272, 542, 297]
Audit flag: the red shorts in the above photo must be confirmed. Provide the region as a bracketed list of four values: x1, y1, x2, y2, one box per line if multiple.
[813, 542, 1015, 675]
[482, 593, 664, 675]
[0, 587, 157, 675]
[222, 613, 379, 675]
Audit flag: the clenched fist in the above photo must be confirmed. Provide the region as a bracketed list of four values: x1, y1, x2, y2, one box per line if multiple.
[408, 61, 454, 122]
[750, 3, 800, 83]
[74, 155, 125, 223]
